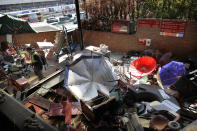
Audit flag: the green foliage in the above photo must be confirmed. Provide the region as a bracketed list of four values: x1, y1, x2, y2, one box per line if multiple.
[137, 0, 197, 20]
[81, 0, 196, 31]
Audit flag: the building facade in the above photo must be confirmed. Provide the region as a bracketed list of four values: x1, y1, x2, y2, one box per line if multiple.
[0, 0, 74, 13]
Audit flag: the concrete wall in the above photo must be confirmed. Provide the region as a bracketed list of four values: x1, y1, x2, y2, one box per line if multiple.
[83, 21, 197, 56]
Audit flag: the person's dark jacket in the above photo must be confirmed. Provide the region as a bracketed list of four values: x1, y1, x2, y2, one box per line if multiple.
[32, 52, 43, 69]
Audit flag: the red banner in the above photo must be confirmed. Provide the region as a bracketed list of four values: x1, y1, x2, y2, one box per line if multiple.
[160, 21, 187, 33]
[160, 21, 187, 37]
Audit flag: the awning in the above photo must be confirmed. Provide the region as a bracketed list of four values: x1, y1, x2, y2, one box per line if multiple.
[0, 15, 36, 35]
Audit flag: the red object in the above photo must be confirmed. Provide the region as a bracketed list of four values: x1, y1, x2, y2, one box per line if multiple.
[160, 21, 187, 33]
[138, 19, 160, 28]
[129, 56, 157, 77]
[49, 102, 81, 117]
[63, 101, 72, 124]
[137, 38, 146, 45]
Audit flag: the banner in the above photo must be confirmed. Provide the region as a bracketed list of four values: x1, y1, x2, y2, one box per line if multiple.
[160, 21, 187, 37]
[111, 20, 130, 33]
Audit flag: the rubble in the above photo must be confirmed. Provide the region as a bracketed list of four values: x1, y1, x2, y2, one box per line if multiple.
[0, 44, 197, 131]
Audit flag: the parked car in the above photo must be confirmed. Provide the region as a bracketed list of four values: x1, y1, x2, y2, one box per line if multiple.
[59, 16, 70, 22]
[63, 13, 72, 18]
[47, 17, 58, 23]
[58, 16, 70, 24]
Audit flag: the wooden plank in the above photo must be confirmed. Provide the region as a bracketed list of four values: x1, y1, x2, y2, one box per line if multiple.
[92, 96, 115, 110]
[29, 94, 51, 111]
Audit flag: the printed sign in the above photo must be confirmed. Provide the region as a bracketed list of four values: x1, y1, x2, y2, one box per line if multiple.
[137, 38, 151, 46]
[111, 20, 130, 33]
[160, 21, 187, 37]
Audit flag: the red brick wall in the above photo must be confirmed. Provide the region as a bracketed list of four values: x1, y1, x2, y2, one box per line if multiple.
[83, 30, 145, 52]
[137, 22, 197, 56]
[0, 30, 79, 48]
[83, 22, 197, 56]
[12, 31, 59, 47]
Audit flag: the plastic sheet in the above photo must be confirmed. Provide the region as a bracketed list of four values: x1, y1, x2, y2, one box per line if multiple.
[159, 61, 186, 87]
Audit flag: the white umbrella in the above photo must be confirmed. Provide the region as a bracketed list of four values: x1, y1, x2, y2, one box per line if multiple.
[64, 55, 117, 101]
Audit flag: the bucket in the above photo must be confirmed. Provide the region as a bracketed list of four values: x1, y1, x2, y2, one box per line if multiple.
[129, 56, 157, 77]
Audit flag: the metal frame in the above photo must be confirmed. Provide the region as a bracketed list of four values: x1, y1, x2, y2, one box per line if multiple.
[0, 91, 57, 131]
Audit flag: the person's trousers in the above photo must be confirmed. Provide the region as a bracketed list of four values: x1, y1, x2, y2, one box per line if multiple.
[33, 66, 44, 80]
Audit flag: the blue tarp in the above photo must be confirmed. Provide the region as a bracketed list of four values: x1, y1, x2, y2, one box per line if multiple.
[159, 61, 186, 87]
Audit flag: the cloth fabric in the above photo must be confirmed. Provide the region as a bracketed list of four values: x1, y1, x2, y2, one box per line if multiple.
[159, 61, 186, 87]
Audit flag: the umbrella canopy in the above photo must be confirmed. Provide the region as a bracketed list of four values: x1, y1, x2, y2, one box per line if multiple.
[0, 15, 36, 35]
[64, 55, 117, 101]
[159, 61, 186, 87]
[129, 56, 157, 77]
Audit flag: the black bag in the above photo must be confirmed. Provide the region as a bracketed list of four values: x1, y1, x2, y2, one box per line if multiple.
[39, 54, 48, 70]
[40, 55, 47, 66]
[34, 53, 48, 70]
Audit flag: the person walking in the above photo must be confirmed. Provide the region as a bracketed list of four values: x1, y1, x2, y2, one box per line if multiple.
[26, 47, 44, 80]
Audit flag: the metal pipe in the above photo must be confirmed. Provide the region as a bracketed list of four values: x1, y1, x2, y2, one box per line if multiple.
[75, 0, 84, 50]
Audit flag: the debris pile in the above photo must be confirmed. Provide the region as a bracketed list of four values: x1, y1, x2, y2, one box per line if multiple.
[22, 48, 197, 131]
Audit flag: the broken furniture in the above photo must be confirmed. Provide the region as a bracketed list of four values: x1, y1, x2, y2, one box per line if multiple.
[24, 87, 84, 129]
[14, 77, 29, 91]
[0, 67, 28, 97]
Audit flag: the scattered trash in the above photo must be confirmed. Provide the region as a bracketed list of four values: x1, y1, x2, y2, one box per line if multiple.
[1, 48, 196, 130]
[159, 52, 172, 66]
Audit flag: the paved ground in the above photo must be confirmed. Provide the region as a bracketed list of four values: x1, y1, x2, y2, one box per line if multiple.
[0, 44, 127, 97]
